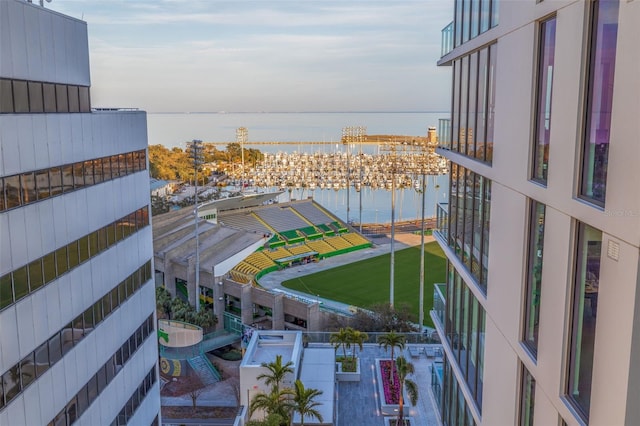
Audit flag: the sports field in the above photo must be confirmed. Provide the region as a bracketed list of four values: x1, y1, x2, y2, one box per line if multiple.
[281, 241, 446, 328]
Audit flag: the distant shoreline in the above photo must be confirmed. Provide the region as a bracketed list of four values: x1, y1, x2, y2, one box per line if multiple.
[147, 110, 450, 115]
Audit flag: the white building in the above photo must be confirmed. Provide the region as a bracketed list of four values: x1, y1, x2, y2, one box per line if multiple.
[432, 0, 639, 425]
[0, 1, 160, 425]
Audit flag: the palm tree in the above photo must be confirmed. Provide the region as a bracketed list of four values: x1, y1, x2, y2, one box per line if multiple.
[329, 327, 351, 359]
[377, 331, 406, 383]
[349, 329, 369, 361]
[287, 380, 324, 426]
[249, 389, 292, 425]
[257, 355, 294, 394]
[395, 356, 418, 426]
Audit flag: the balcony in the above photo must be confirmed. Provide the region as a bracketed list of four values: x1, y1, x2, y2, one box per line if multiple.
[438, 118, 451, 150]
[441, 21, 454, 57]
[432, 283, 447, 330]
[435, 203, 449, 242]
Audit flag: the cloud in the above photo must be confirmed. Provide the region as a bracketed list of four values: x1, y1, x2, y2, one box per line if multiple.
[54, 0, 453, 112]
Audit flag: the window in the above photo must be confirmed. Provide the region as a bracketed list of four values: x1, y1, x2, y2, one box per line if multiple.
[0, 79, 13, 113]
[27, 81, 44, 112]
[79, 86, 91, 112]
[62, 164, 75, 192]
[67, 85, 80, 112]
[28, 259, 44, 292]
[36, 169, 51, 200]
[49, 167, 63, 196]
[446, 263, 485, 410]
[0, 274, 13, 309]
[520, 366, 535, 426]
[523, 201, 545, 355]
[0, 178, 4, 211]
[20, 172, 36, 205]
[13, 266, 29, 301]
[12, 80, 29, 113]
[580, 0, 619, 205]
[55, 84, 68, 112]
[532, 17, 557, 184]
[55, 246, 69, 276]
[4, 174, 21, 209]
[43, 83, 57, 112]
[566, 222, 602, 420]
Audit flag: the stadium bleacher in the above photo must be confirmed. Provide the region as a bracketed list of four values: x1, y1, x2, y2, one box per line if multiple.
[227, 199, 372, 285]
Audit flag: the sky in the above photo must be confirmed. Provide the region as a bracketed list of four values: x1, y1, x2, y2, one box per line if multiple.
[52, 1, 453, 113]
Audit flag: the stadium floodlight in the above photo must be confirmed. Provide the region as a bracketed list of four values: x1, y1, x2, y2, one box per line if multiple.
[187, 139, 204, 312]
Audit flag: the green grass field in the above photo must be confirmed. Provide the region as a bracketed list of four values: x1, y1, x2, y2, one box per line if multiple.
[281, 241, 446, 328]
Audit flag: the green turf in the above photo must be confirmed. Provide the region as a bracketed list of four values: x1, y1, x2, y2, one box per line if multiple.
[281, 241, 446, 328]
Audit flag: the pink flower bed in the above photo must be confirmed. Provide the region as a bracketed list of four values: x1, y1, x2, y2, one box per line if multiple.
[380, 360, 401, 404]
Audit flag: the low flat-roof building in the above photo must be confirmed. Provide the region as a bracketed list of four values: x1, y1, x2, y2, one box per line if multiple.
[240, 331, 335, 425]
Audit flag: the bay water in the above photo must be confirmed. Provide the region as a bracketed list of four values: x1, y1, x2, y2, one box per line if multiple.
[147, 112, 450, 224]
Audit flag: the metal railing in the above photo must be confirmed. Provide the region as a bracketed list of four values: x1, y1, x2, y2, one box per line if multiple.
[301, 331, 440, 345]
[435, 203, 449, 242]
[433, 283, 447, 329]
[438, 118, 451, 150]
[441, 21, 454, 57]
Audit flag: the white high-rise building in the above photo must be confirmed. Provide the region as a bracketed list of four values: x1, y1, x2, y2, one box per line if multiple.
[432, 0, 639, 425]
[0, 1, 160, 425]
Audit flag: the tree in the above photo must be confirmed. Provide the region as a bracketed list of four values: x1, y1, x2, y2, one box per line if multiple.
[329, 327, 351, 359]
[257, 355, 294, 394]
[377, 331, 406, 384]
[395, 356, 418, 425]
[286, 380, 324, 426]
[187, 384, 205, 412]
[156, 286, 173, 318]
[349, 329, 369, 361]
[249, 389, 292, 425]
[245, 413, 287, 426]
[349, 302, 419, 332]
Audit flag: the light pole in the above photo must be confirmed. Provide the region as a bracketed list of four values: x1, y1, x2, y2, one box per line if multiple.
[419, 169, 428, 328]
[187, 139, 204, 312]
[389, 143, 396, 308]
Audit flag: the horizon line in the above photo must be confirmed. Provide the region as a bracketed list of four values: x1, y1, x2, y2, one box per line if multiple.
[146, 110, 450, 115]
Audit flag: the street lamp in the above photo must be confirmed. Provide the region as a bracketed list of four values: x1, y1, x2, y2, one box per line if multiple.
[187, 139, 204, 312]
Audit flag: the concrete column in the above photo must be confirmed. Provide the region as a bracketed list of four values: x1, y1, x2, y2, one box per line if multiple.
[213, 279, 226, 330]
[272, 294, 285, 330]
[186, 256, 197, 308]
[306, 302, 321, 331]
[241, 284, 253, 325]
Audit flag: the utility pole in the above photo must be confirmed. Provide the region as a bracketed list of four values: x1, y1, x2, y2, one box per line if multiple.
[187, 139, 204, 312]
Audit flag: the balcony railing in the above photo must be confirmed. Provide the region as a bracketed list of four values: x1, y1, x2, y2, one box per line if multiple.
[441, 21, 454, 57]
[435, 203, 449, 242]
[438, 118, 451, 150]
[433, 283, 447, 329]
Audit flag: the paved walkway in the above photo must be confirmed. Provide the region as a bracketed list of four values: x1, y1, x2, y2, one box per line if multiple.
[162, 343, 443, 426]
[334, 344, 441, 426]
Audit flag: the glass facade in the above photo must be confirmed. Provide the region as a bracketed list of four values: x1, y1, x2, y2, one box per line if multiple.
[523, 201, 546, 356]
[448, 164, 491, 292]
[447, 44, 497, 163]
[47, 315, 155, 426]
[1, 262, 152, 409]
[520, 365, 536, 426]
[441, 357, 477, 426]
[445, 263, 485, 410]
[566, 223, 602, 421]
[0, 150, 147, 213]
[580, 0, 619, 205]
[0, 78, 90, 114]
[532, 17, 557, 184]
[454, 0, 499, 48]
[0, 207, 150, 312]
